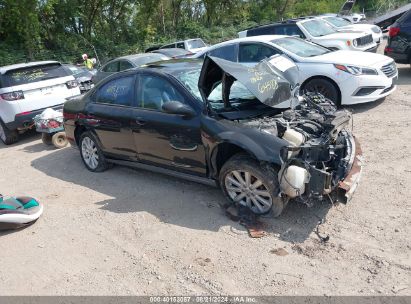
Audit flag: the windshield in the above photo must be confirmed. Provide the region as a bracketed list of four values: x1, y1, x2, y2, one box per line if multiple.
[3, 63, 69, 87]
[324, 16, 351, 27]
[273, 37, 330, 57]
[186, 39, 206, 49]
[174, 69, 255, 109]
[301, 19, 337, 37]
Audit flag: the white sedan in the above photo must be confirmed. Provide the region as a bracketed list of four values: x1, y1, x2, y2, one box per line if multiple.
[193, 35, 398, 105]
[318, 15, 383, 45]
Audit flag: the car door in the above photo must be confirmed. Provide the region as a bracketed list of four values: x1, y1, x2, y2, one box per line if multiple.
[238, 42, 282, 65]
[85, 75, 138, 160]
[131, 72, 206, 176]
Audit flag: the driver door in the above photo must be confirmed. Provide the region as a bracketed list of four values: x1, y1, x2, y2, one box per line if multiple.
[131, 73, 206, 176]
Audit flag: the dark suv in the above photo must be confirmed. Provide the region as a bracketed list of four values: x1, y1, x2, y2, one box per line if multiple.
[63, 57, 362, 217]
[385, 9, 411, 65]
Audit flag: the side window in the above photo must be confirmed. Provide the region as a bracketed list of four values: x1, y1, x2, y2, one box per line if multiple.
[102, 61, 119, 73]
[136, 75, 185, 111]
[96, 76, 134, 106]
[208, 44, 237, 61]
[177, 42, 185, 49]
[249, 26, 276, 36]
[119, 60, 133, 71]
[285, 25, 305, 38]
[239, 43, 280, 63]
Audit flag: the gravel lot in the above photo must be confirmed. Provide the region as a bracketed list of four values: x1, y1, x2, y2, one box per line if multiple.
[0, 44, 410, 296]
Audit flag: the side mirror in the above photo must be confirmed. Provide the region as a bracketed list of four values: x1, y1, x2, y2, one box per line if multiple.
[162, 101, 196, 118]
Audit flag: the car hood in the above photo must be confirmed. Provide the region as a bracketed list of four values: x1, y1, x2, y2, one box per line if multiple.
[198, 55, 298, 108]
[307, 50, 390, 66]
[340, 24, 374, 31]
[316, 31, 368, 40]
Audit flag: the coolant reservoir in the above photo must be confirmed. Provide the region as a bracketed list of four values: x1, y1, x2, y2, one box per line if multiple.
[283, 129, 305, 157]
[280, 165, 310, 198]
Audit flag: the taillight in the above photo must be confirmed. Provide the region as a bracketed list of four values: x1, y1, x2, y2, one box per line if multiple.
[0, 91, 24, 101]
[389, 27, 400, 37]
[66, 80, 79, 89]
[385, 47, 393, 53]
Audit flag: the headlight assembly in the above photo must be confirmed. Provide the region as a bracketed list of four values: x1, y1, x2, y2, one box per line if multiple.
[334, 64, 378, 76]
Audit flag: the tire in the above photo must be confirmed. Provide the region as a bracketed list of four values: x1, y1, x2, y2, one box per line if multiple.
[0, 119, 18, 145]
[302, 78, 340, 105]
[219, 153, 285, 217]
[79, 131, 109, 172]
[51, 132, 68, 149]
[41, 133, 53, 145]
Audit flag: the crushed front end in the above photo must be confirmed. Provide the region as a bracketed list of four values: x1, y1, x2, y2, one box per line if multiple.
[276, 93, 363, 205]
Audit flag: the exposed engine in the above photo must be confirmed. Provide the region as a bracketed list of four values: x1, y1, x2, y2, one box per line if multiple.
[243, 93, 354, 205]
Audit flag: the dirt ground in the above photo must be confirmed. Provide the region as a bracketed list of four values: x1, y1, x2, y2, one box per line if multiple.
[0, 43, 410, 296]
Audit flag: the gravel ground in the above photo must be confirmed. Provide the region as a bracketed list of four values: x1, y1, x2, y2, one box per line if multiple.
[0, 44, 410, 296]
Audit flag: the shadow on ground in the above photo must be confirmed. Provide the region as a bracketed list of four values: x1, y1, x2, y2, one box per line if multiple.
[30, 147, 332, 243]
[0, 130, 40, 150]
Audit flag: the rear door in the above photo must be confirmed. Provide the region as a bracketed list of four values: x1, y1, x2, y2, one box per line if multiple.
[2, 63, 78, 113]
[131, 72, 206, 175]
[85, 75, 137, 160]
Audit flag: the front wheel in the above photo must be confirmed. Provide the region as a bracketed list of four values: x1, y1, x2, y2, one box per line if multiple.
[219, 153, 285, 216]
[302, 78, 340, 105]
[79, 132, 109, 172]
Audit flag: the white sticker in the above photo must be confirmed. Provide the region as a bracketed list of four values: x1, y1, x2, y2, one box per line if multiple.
[268, 56, 295, 72]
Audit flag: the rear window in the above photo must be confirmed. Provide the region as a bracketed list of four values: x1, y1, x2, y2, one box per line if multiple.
[3, 63, 69, 87]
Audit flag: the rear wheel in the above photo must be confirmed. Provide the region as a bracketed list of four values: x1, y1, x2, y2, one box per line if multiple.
[0, 119, 18, 145]
[219, 153, 285, 217]
[41, 133, 52, 145]
[303, 78, 339, 105]
[79, 132, 109, 172]
[51, 132, 68, 149]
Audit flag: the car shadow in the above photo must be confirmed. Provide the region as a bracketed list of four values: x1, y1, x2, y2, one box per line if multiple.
[342, 98, 385, 114]
[30, 147, 332, 243]
[0, 129, 40, 149]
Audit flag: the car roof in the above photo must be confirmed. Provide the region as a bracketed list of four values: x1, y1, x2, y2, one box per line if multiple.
[0, 60, 60, 74]
[242, 17, 317, 32]
[117, 53, 167, 61]
[143, 59, 203, 75]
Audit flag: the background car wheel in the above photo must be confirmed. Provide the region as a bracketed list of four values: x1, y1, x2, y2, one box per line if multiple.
[51, 132, 68, 149]
[41, 133, 52, 145]
[0, 119, 18, 145]
[302, 78, 339, 105]
[219, 153, 285, 217]
[79, 132, 109, 172]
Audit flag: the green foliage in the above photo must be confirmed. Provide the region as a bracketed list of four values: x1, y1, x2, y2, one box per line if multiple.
[0, 0, 402, 66]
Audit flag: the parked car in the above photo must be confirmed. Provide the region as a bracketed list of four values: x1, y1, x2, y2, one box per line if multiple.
[149, 48, 193, 59]
[63, 58, 362, 217]
[0, 61, 80, 145]
[318, 15, 383, 45]
[92, 53, 169, 84]
[194, 36, 397, 105]
[239, 18, 377, 52]
[63, 64, 96, 93]
[337, 0, 366, 23]
[160, 38, 208, 53]
[384, 9, 411, 66]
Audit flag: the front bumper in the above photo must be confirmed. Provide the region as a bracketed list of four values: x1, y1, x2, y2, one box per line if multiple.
[337, 136, 363, 203]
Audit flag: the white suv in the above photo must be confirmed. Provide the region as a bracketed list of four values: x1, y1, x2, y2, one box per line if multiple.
[239, 18, 377, 52]
[0, 61, 80, 145]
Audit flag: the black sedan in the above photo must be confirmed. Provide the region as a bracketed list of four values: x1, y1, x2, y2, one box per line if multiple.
[63, 58, 362, 217]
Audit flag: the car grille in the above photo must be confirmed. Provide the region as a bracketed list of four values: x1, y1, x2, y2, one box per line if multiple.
[355, 34, 373, 46]
[381, 62, 397, 78]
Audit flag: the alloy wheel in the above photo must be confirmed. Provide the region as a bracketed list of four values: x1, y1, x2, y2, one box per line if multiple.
[225, 170, 273, 214]
[81, 137, 99, 169]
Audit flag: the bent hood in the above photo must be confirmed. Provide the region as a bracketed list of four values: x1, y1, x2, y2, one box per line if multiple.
[198, 55, 298, 108]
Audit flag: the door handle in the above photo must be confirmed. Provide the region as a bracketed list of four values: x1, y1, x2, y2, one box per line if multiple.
[134, 118, 146, 126]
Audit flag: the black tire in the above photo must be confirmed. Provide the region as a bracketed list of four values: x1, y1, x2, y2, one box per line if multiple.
[41, 133, 53, 145]
[79, 132, 109, 172]
[219, 153, 285, 217]
[0, 119, 18, 145]
[302, 78, 340, 105]
[51, 132, 68, 149]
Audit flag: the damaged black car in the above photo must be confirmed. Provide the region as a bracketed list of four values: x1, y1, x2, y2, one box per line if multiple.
[63, 56, 362, 217]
